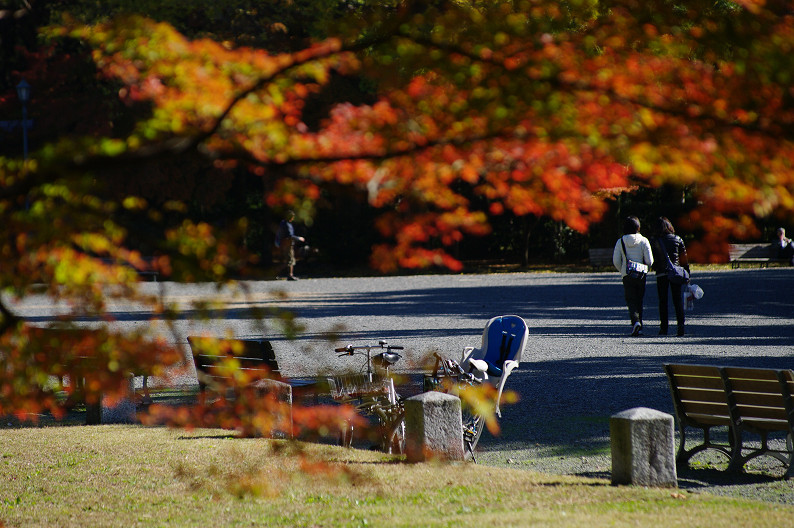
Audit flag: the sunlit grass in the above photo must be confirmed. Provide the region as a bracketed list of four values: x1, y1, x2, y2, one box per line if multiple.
[1, 425, 792, 527]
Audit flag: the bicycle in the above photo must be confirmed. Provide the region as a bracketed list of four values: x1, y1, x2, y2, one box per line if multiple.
[329, 343, 486, 460]
[328, 316, 526, 460]
[328, 340, 406, 454]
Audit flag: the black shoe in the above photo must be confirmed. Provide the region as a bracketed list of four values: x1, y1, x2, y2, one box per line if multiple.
[631, 322, 642, 336]
[287, 275, 298, 281]
[677, 327, 685, 337]
[659, 328, 668, 336]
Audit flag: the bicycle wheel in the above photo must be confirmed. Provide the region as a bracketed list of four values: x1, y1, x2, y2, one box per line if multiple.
[462, 410, 484, 462]
[382, 406, 406, 455]
[353, 391, 405, 454]
[381, 416, 405, 455]
[367, 392, 405, 454]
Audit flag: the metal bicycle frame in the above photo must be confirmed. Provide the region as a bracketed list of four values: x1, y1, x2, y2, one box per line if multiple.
[333, 342, 405, 454]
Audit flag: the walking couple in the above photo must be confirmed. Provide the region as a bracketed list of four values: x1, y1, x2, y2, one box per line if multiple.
[612, 216, 690, 337]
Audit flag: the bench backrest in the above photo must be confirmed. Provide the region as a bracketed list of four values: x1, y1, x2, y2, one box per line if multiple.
[665, 363, 731, 425]
[666, 363, 794, 431]
[187, 336, 282, 392]
[721, 366, 794, 431]
[728, 243, 776, 260]
[588, 248, 613, 266]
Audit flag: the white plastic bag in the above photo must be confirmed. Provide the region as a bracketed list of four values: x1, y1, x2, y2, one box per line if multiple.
[689, 283, 704, 299]
[683, 283, 703, 311]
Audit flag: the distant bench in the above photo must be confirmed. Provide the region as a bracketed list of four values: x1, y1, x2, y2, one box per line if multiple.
[187, 336, 319, 397]
[31, 327, 150, 425]
[588, 247, 613, 269]
[665, 363, 794, 479]
[728, 243, 789, 268]
[187, 336, 324, 437]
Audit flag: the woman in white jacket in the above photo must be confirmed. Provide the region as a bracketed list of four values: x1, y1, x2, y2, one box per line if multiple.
[612, 216, 654, 336]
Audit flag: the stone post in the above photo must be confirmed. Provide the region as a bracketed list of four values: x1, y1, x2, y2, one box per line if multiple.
[610, 407, 677, 487]
[250, 378, 293, 438]
[405, 392, 464, 462]
[101, 376, 137, 424]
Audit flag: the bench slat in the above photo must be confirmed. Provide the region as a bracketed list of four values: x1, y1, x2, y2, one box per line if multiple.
[677, 387, 728, 404]
[734, 404, 789, 421]
[679, 400, 731, 417]
[731, 391, 789, 408]
[665, 364, 720, 377]
[728, 380, 782, 394]
[672, 375, 724, 391]
[684, 413, 732, 426]
[666, 364, 721, 376]
[723, 366, 781, 381]
[196, 366, 277, 376]
[739, 418, 792, 431]
[194, 354, 280, 371]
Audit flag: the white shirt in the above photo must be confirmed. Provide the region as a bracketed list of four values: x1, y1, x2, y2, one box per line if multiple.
[612, 234, 654, 276]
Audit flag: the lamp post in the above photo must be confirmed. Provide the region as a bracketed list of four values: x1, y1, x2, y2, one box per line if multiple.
[16, 79, 31, 162]
[14, 79, 32, 210]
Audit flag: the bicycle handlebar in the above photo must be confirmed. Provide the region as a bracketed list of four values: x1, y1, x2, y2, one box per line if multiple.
[334, 342, 404, 355]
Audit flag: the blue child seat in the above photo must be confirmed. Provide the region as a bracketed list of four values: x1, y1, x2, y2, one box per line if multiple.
[480, 315, 527, 376]
[462, 315, 529, 417]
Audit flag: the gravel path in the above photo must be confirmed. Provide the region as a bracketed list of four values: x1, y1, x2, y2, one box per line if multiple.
[13, 267, 794, 503]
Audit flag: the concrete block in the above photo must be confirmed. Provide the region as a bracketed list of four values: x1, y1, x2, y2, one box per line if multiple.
[405, 391, 464, 462]
[101, 377, 137, 424]
[611, 407, 677, 487]
[250, 378, 293, 438]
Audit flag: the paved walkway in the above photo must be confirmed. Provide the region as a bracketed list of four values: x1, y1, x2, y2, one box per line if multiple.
[13, 267, 794, 500]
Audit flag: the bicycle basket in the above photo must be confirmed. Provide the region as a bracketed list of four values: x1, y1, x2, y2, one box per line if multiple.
[327, 374, 391, 400]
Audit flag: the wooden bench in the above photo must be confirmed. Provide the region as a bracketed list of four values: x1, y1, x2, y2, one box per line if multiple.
[30, 327, 151, 425]
[186, 336, 318, 397]
[588, 247, 613, 269]
[665, 363, 794, 478]
[728, 243, 789, 268]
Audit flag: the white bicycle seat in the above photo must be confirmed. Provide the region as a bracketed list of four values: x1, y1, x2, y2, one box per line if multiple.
[466, 358, 489, 374]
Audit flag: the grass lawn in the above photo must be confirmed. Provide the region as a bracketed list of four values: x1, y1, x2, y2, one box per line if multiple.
[1, 425, 792, 527]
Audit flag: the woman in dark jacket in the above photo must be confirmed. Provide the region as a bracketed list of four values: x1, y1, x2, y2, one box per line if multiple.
[651, 217, 690, 336]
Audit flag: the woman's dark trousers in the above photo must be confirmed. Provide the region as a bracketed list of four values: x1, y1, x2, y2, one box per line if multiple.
[622, 275, 646, 326]
[656, 274, 684, 335]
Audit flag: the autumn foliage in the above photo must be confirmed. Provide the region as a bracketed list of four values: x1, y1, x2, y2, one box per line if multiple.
[37, 1, 794, 267]
[0, 325, 181, 421]
[2, 0, 794, 427]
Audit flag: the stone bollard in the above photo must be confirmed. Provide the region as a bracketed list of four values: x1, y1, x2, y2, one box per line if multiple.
[101, 376, 137, 424]
[250, 378, 293, 438]
[405, 392, 464, 462]
[610, 407, 677, 487]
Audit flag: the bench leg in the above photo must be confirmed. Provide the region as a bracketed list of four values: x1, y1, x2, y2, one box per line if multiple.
[729, 430, 793, 474]
[139, 375, 153, 406]
[726, 426, 744, 473]
[675, 425, 690, 466]
[785, 435, 794, 480]
[677, 425, 734, 469]
[340, 422, 354, 448]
